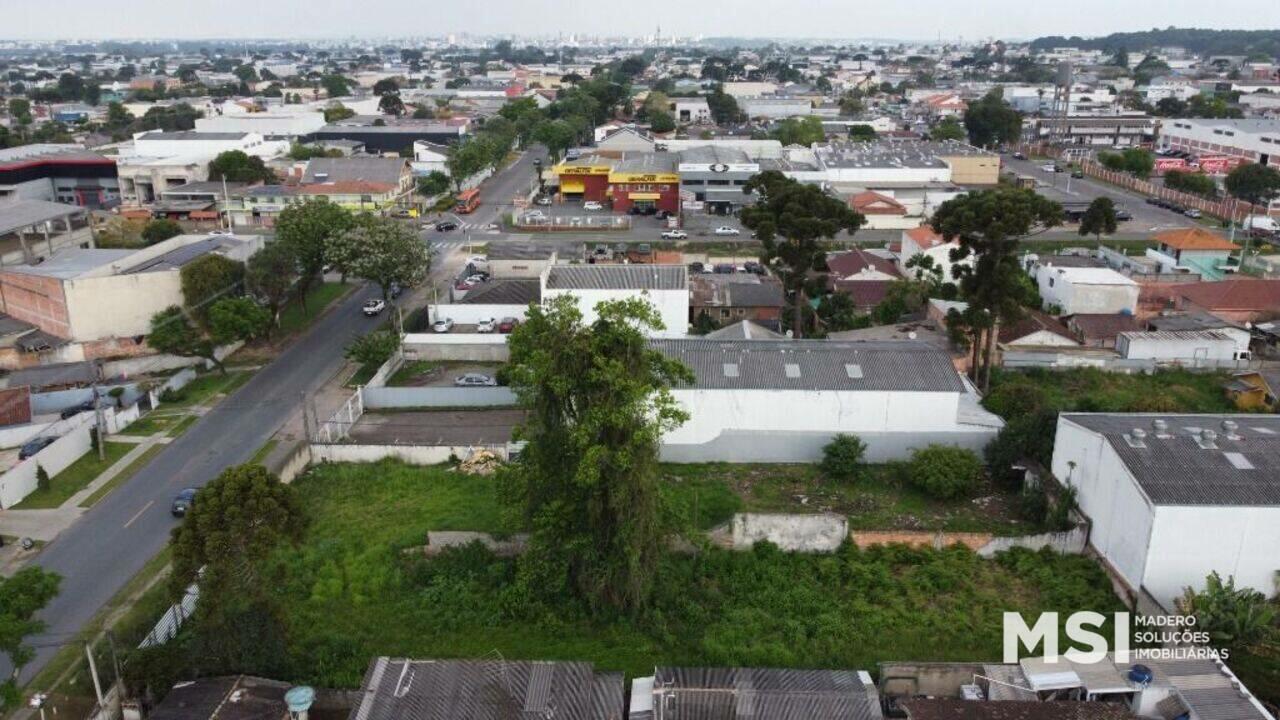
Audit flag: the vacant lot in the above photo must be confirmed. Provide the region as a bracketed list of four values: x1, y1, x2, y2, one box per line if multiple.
[349, 408, 525, 445]
[985, 367, 1236, 416]
[272, 460, 1122, 689]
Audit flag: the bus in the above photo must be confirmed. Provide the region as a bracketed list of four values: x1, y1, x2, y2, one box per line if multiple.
[455, 188, 481, 214]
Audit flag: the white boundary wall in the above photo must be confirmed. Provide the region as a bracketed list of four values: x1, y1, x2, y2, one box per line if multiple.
[426, 304, 529, 325]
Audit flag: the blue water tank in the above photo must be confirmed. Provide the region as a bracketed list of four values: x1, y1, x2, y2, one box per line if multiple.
[1128, 664, 1153, 686]
[284, 686, 315, 716]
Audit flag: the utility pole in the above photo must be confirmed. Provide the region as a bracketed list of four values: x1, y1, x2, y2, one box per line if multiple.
[107, 630, 124, 693]
[86, 642, 105, 706]
[92, 360, 106, 461]
[300, 391, 314, 442]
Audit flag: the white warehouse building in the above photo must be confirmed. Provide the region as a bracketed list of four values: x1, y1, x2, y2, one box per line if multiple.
[1052, 413, 1280, 611]
[540, 264, 689, 338]
[655, 339, 1004, 463]
[1029, 262, 1140, 315]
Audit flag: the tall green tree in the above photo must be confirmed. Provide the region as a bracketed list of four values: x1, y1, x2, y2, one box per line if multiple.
[930, 117, 966, 141]
[771, 116, 825, 146]
[147, 306, 225, 374]
[246, 240, 298, 327]
[208, 296, 272, 344]
[1078, 196, 1118, 243]
[207, 150, 276, 184]
[502, 295, 694, 612]
[179, 254, 246, 326]
[142, 218, 183, 245]
[0, 568, 61, 709]
[343, 215, 431, 300]
[741, 171, 865, 338]
[1225, 162, 1280, 208]
[275, 200, 353, 312]
[963, 89, 1022, 148]
[932, 187, 1062, 389]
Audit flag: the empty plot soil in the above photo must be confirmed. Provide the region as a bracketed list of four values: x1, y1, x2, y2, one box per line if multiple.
[348, 408, 525, 445]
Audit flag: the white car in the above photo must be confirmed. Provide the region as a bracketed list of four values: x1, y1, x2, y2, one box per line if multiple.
[661, 229, 688, 240]
[466, 255, 488, 266]
[522, 210, 546, 221]
[713, 226, 741, 236]
[431, 318, 454, 333]
[583, 201, 603, 211]
[454, 373, 498, 387]
[1040, 163, 1059, 172]
[362, 299, 386, 317]
[477, 317, 497, 333]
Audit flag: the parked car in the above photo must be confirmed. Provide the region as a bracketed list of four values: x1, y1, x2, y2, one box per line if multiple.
[498, 317, 520, 333]
[713, 226, 741, 236]
[432, 318, 454, 333]
[661, 229, 688, 240]
[1115, 208, 1133, 221]
[388, 283, 403, 299]
[1040, 163, 1058, 172]
[171, 488, 197, 517]
[713, 263, 736, 274]
[1071, 168, 1084, 178]
[1184, 208, 1203, 219]
[744, 261, 765, 275]
[534, 196, 552, 206]
[389, 208, 415, 219]
[60, 400, 96, 420]
[1012, 151, 1027, 160]
[18, 436, 57, 460]
[454, 373, 498, 387]
[434, 221, 458, 232]
[583, 201, 603, 211]
[477, 317, 497, 333]
[466, 255, 488, 265]
[1145, 197, 1162, 205]
[454, 278, 477, 291]
[362, 299, 386, 317]
[465, 273, 489, 284]
[522, 210, 546, 221]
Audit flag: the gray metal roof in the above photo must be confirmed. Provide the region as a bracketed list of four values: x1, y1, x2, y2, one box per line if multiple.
[349, 658, 622, 720]
[0, 199, 86, 236]
[303, 156, 407, 185]
[137, 130, 250, 141]
[458, 279, 541, 305]
[650, 339, 966, 392]
[6, 248, 134, 279]
[705, 320, 785, 340]
[652, 667, 882, 720]
[1062, 413, 1280, 506]
[545, 265, 687, 291]
[122, 237, 249, 274]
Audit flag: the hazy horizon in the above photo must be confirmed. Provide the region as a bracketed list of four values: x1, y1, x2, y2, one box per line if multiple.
[3, 0, 1280, 44]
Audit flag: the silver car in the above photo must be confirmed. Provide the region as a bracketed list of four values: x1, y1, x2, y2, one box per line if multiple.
[454, 373, 497, 387]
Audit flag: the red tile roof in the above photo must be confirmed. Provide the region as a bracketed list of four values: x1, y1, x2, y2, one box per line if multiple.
[1177, 279, 1280, 311]
[825, 247, 901, 279]
[904, 225, 947, 250]
[999, 310, 1077, 345]
[1154, 227, 1239, 251]
[850, 191, 907, 215]
[1066, 313, 1142, 340]
[832, 279, 894, 308]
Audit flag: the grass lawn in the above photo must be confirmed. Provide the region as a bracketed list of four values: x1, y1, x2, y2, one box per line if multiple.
[120, 413, 181, 436]
[159, 371, 252, 409]
[11, 442, 133, 509]
[346, 362, 381, 388]
[661, 463, 1035, 534]
[250, 439, 278, 466]
[270, 459, 1122, 689]
[986, 367, 1237, 415]
[79, 444, 164, 508]
[277, 282, 350, 336]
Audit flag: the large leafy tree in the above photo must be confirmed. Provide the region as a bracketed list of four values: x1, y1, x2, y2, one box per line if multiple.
[962, 89, 1022, 148]
[142, 218, 183, 245]
[275, 200, 353, 312]
[502, 295, 694, 612]
[932, 187, 1062, 389]
[0, 568, 61, 708]
[741, 171, 865, 338]
[169, 464, 303, 677]
[1078, 196, 1118, 243]
[246, 240, 298, 327]
[343, 215, 431, 300]
[180, 254, 246, 327]
[208, 296, 271, 344]
[148, 306, 225, 374]
[207, 150, 276, 184]
[770, 116, 826, 146]
[1225, 162, 1280, 209]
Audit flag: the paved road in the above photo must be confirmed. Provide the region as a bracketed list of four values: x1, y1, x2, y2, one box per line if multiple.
[4, 282, 380, 683]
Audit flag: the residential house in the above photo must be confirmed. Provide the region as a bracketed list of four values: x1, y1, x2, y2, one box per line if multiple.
[631, 667, 883, 720]
[899, 226, 970, 282]
[302, 156, 414, 199]
[1146, 228, 1239, 281]
[826, 247, 904, 310]
[1065, 313, 1142, 348]
[1052, 413, 1280, 609]
[690, 273, 785, 330]
[849, 191, 914, 230]
[655, 339, 1004, 463]
[541, 264, 689, 337]
[1223, 370, 1280, 411]
[998, 310, 1079, 349]
[348, 657, 624, 720]
[229, 181, 407, 227]
[1029, 261, 1140, 315]
[148, 676, 292, 720]
[1173, 278, 1280, 324]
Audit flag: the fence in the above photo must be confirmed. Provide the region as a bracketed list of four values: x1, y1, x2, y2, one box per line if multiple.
[0, 412, 95, 508]
[139, 582, 199, 648]
[1002, 349, 1261, 372]
[513, 215, 632, 232]
[314, 388, 365, 443]
[425, 304, 529, 326]
[403, 333, 510, 362]
[310, 442, 511, 465]
[362, 386, 518, 410]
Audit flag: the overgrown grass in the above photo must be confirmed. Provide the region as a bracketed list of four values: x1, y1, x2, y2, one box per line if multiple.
[277, 282, 350, 336]
[661, 463, 1035, 534]
[986, 367, 1237, 416]
[387, 360, 440, 386]
[159, 371, 252, 409]
[79, 444, 165, 508]
[250, 439, 279, 466]
[11, 443, 133, 509]
[271, 460, 1122, 689]
[346, 362, 382, 388]
[119, 413, 180, 436]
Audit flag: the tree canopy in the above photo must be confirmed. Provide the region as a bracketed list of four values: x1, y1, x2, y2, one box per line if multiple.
[1078, 197, 1118, 242]
[148, 306, 224, 373]
[1225, 163, 1280, 208]
[342, 215, 431, 299]
[0, 568, 61, 708]
[275, 200, 354, 311]
[962, 90, 1022, 148]
[207, 150, 276, 184]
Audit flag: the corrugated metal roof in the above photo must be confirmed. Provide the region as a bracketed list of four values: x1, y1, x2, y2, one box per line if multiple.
[1062, 414, 1280, 506]
[653, 667, 881, 720]
[545, 265, 687, 291]
[651, 339, 966, 393]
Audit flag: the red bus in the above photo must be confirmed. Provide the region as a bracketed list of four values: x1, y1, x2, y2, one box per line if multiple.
[455, 188, 481, 214]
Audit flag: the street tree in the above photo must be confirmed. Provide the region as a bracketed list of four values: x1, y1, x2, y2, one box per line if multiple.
[962, 89, 1022, 148]
[502, 295, 694, 612]
[378, 93, 405, 116]
[320, 74, 351, 98]
[930, 117, 966, 141]
[207, 150, 276, 183]
[741, 171, 865, 338]
[141, 218, 183, 245]
[1078, 196, 1118, 243]
[169, 463, 302, 676]
[372, 78, 399, 96]
[932, 187, 1062, 389]
[275, 199, 354, 312]
[180, 254, 246, 326]
[1225, 162, 1280, 208]
[771, 116, 826, 146]
[345, 330, 399, 366]
[246, 240, 298, 327]
[0, 568, 61, 708]
[148, 306, 225, 374]
[416, 170, 451, 197]
[648, 109, 676, 133]
[208, 296, 272, 344]
[344, 215, 431, 299]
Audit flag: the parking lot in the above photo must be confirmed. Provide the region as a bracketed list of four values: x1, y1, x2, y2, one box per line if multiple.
[349, 408, 525, 446]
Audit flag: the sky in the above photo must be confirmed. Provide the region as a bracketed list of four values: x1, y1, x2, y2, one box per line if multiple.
[3, 0, 1280, 42]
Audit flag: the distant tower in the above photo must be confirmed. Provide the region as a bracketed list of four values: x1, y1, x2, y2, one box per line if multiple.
[655, 24, 661, 46]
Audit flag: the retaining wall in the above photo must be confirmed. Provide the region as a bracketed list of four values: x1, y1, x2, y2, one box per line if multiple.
[310, 443, 509, 466]
[731, 513, 849, 552]
[402, 334, 510, 362]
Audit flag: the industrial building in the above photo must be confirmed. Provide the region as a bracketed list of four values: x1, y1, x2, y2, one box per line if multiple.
[0, 144, 120, 208]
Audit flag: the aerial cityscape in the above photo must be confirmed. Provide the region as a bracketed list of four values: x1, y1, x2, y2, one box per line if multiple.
[0, 4, 1278, 720]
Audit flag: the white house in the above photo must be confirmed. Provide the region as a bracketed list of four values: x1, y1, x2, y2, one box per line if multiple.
[898, 226, 971, 282]
[1052, 413, 1280, 610]
[1030, 263, 1139, 315]
[1116, 330, 1251, 364]
[656, 339, 1004, 463]
[194, 111, 326, 139]
[412, 140, 450, 175]
[539, 264, 689, 338]
[671, 98, 712, 124]
[116, 130, 286, 205]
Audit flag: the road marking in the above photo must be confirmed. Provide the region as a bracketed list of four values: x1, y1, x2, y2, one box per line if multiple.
[124, 500, 154, 528]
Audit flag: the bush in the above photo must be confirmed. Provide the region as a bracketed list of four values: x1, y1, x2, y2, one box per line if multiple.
[159, 387, 187, 403]
[907, 445, 984, 499]
[820, 434, 867, 481]
[36, 465, 50, 493]
[345, 331, 398, 367]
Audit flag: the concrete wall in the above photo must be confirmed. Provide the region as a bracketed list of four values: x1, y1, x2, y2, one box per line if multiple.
[403, 334, 510, 362]
[0, 420, 55, 449]
[540, 287, 689, 338]
[30, 383, 143, 415]
[731, 513, 848, 552]
[1144, 504, 1280, 611]
[0, 413, 95, 508]
[427, 304, 529, 325]
[362, 386, 518, 409]
[310, 443, 508, 465]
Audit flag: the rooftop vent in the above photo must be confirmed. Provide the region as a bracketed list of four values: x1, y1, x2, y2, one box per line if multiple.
[1197, 429, 1218, 449]
[784, 363, 801, 378]
[722, 363, 739, 378]
[1152, 419, 1171, 437]
[1125, 428, 1147, 448]
[1221, 420, 1241, 440]
[844, 363, 863, 379]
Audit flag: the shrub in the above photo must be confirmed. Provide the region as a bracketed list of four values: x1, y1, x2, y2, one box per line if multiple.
[907, 445, 984, 499]
[159, 387, 187, 403]
[36, 465, 50, 493]
[820, 434, 867, 481]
